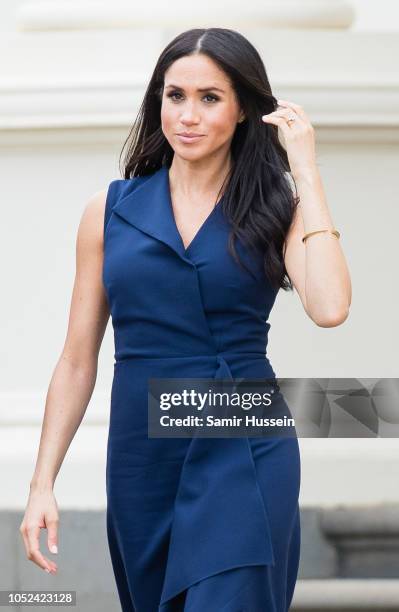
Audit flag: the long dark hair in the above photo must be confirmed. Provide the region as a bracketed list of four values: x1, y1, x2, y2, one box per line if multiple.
[119, 27, 300, 291]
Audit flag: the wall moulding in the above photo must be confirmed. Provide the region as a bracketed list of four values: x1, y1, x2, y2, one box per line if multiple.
[1, 76, 398, 145]
[16, 1, 356, 32]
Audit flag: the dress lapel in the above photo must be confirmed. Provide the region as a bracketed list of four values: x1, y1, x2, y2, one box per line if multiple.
[110, 166, 189, 262]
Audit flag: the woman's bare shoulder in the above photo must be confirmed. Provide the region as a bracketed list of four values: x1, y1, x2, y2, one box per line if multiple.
[86, 188, 108, 215]
[77, 188, 108, 244]
[79, 177, 140, 239]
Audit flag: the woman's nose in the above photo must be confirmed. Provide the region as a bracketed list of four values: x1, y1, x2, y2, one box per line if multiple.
[180, 104, 200, 123]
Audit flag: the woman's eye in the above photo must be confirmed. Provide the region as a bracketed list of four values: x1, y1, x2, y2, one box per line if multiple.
[204, 94, 218, 102]
[167, 92, 218, 103]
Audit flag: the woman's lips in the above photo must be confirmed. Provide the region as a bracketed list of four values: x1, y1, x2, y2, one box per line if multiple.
[176, 134, 205, 143]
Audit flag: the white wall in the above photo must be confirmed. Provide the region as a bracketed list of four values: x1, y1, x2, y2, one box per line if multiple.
[352, 0, 399, 30]
[1, 4, 398, 510]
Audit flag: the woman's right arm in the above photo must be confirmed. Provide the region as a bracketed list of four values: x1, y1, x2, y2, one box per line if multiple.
[19, 187, 110, 575]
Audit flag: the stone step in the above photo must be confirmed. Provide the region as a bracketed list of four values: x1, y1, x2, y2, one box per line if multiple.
[321, 505, 399, 578]
[292, 579, 399, 611]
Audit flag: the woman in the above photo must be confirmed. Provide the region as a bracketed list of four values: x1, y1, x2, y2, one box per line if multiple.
[20, 27, 351, 612]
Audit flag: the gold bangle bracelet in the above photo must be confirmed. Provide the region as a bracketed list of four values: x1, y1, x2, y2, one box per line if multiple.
[302, 229, 340, 244]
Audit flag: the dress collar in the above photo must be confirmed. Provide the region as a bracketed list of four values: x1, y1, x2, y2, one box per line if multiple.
[111, 165, 223, 263]
[111, 166, 190, 262]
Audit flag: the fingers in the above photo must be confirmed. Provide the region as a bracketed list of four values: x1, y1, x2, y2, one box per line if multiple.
[263, 106, 302, 125]
[262, 103, 314, 140]
[46, 517, 59, 556]
[261, 110, 296, 138]
[277, 99, 308, 122]
[19, 522, 58, 575]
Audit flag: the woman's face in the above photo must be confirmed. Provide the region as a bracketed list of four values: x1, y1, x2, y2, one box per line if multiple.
[161, 53, 244, 163]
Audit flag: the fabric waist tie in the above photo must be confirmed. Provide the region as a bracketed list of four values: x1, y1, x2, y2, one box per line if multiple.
[158, 352, 276, 607]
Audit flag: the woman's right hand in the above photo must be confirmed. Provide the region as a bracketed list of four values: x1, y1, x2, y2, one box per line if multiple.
[19, 487, 59, 575]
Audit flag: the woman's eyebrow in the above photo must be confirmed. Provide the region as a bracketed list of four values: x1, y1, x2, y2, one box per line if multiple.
[165, 84, 225, 93]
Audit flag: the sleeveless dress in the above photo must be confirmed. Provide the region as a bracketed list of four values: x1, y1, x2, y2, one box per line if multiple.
[102, 165, 301, 612]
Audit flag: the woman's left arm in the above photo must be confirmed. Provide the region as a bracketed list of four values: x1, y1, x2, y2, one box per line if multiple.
[262, 99, 352, 328]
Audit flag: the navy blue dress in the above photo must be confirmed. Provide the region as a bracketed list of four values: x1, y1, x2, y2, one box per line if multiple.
[103, 165, 301, 612]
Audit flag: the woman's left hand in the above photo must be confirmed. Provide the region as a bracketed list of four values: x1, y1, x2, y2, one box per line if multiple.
[262, 99, 317, 180]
